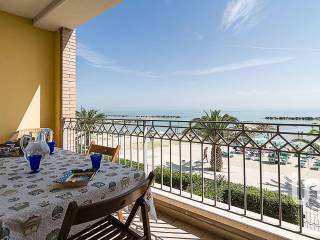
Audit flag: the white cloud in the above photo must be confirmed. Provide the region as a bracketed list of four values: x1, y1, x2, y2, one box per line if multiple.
[222, 0, 264, 30]
[173, 57, 293, 76]
[77, 42, 115, 68]
[77, 42, 159, 78]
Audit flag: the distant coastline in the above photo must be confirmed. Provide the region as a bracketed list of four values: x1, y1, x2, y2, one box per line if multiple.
[265, 116, 320, 121]
[104, 110, 320, 123]
[106, 114, 181, 119]
[106, 114, 320, 121]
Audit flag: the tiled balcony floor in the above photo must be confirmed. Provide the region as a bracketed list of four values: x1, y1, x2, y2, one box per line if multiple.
[127, 212, 223, 240]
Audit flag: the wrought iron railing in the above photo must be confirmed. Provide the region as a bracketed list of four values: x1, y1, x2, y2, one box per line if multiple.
[62, 117, 320, 238]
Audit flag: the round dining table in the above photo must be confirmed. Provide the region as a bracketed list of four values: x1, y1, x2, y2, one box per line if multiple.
[0, 148, 147, 240]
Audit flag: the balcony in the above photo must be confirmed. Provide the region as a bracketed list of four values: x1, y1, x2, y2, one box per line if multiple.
[62, 117, 320, 239]
[1, 2, 319, 238]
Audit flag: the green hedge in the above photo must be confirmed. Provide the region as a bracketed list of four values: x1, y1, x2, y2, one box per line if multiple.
[222, 184, 300, 224]
[119, 158, 143, 169]
[119, 159, 299, 225]
[153, 167, 226, 200]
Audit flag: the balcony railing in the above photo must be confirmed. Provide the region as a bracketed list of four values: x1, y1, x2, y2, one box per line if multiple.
[62, 117, 320, 239]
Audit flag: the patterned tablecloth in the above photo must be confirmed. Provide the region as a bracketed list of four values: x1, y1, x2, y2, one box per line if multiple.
[0, 148, 147, 240]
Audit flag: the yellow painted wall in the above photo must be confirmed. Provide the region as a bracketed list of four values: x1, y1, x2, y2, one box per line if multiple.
[0, 11, 61, 144]
[53, 31, 62, 147]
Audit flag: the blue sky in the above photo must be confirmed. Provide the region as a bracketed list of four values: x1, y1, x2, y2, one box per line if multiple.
[77, 0, 320, 112]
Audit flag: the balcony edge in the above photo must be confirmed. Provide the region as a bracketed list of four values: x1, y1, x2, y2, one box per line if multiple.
[152, 188, 314, 240]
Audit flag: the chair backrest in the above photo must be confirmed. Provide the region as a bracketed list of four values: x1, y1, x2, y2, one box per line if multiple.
[87, 143, 120, 162]
[58, 172, 155, 239]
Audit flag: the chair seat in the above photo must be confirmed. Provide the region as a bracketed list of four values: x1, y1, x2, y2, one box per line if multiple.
[69, 215, 142, 240]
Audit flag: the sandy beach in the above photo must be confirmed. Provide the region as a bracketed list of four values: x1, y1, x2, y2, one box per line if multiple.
[75, 134, 320, 198]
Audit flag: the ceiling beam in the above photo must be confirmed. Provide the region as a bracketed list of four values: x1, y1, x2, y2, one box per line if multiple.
[33, 0, 67, 26]
[32, 0, 122, 31]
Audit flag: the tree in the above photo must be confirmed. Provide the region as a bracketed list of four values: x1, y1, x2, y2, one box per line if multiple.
[191, 110, 238, 172]
[76, 107, 105, 146]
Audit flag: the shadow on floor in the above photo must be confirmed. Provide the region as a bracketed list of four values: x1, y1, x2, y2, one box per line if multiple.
[125, 212, 222, 240]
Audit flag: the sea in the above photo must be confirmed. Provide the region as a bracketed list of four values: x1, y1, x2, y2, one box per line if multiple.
[103, 109, 320, 135]
[104, 109, 320, 124]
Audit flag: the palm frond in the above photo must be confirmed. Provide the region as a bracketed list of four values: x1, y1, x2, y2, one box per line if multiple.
[189, 109, 238, 143]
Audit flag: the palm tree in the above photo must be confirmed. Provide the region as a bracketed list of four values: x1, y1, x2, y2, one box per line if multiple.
[76, 107, 105, 146]
[191, 110, 238, 172]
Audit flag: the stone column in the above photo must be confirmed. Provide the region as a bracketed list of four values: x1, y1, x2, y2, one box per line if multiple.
[60, 28, 76, 150]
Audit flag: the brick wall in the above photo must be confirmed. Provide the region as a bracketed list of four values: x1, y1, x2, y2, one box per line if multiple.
[61, 28, 76, 118]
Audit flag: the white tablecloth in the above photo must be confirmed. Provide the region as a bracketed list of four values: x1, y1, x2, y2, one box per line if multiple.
[0, 148, 147, 240]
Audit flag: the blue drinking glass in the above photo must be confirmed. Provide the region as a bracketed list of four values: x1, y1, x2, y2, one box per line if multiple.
[47, 141, 55, 155]
[90, 153, 102, 170]
[28, 154, 42, 173]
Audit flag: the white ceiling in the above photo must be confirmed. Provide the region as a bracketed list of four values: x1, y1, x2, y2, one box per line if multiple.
[0, 0, 122, 31]
[0, 0, 53, 18]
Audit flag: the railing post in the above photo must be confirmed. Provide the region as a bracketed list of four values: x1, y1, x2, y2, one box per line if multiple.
[61, 118, 65, 149]
[143, 120, 148, 174]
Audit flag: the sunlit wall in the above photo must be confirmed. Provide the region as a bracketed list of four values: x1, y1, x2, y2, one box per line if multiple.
[0, 11, 61, 144]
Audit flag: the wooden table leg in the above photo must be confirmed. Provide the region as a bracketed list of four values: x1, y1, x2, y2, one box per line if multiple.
[117, 210, 123, 222]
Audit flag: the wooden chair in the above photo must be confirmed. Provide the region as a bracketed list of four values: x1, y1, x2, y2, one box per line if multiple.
[58, 172, 155, 240]
[87, 143, 122, 221]
[87, 143, 121, 163]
